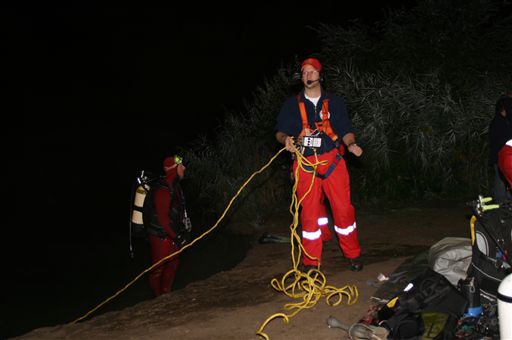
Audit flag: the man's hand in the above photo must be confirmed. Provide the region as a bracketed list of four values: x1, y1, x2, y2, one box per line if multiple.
[284, 136, 296, 152]
[276, 132, 296, 153]
[347, 143, 363, 157]
[342, 133, 363, 157]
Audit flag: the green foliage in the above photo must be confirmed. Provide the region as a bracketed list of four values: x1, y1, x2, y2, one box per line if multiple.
[182, 70, 296, 228]
[319, 0, 512, 93]
[316, 0, 511, 201]
[183, 0, 512, 227]
[329, 67, 496, 201]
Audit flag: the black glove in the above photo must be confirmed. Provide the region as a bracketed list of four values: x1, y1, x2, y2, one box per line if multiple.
[174, 230, 190, 248]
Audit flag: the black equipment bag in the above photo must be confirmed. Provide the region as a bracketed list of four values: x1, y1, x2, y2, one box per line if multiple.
[378, 268, 467, 339]
[467, 203, 512, 302]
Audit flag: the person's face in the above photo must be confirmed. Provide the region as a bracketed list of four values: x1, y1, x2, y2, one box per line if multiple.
[301, 64, 320, 87]
[177, 163, 186, 179]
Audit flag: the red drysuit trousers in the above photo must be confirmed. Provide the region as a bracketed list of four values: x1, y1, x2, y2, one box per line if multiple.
[294, 148, 361, 266]
[148, 235, 180, 296]
[499, 143, 512, 187]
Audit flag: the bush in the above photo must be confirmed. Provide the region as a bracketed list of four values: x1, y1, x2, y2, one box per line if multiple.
[182, 0, 512, 229]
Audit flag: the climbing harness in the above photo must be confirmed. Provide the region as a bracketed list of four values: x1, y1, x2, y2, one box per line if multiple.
[296, 96, 342, 179]
[298, 96, 338, 142]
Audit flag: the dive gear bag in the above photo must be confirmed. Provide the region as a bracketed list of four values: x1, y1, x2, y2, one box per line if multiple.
[377, 268, 467, 339]
[467, 198, 512, 302]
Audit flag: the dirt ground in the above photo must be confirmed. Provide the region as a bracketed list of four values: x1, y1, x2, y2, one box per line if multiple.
[14, 200, 472, 340]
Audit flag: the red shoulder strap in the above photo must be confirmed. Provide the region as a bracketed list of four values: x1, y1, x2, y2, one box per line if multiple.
[316, 99, 338, 142]
[298, 96, 338, 142]
[298, 96, 310, 137]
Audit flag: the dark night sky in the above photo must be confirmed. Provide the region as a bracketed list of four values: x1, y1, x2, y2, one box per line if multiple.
[9, 2, 414, 208]
[14, 2, 411, 143]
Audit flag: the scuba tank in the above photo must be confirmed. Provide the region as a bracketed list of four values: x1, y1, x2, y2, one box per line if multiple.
[498, 273, 512, 339]
[129, 170, 155, 258]
[131, 183, 150, 235]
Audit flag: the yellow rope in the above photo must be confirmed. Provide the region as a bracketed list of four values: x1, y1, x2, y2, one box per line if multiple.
[256, 145, 359, 340]
[72, 147, 288, 324]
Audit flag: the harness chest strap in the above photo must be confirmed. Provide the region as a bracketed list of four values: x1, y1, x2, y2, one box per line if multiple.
[297, 96, 338, 142]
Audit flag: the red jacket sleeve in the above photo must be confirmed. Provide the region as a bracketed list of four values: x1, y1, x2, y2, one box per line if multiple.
[153, 188, 177, 238]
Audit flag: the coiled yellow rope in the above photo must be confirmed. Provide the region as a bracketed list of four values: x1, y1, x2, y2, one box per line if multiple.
[72, 147, 287, 324]
[256, 145, 359, 340]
